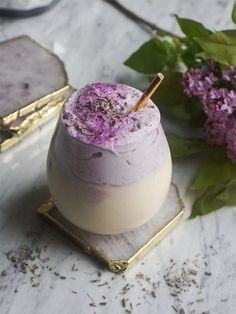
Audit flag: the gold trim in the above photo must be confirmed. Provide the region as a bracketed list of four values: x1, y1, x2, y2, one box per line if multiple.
[0, 85, 74, 152]
[41, 208, 118, 271]
[37, 198, 54, 214]
[109, 260, 129, 273]
[10, 97, 63, 133]
[37, 184, 185, 273]
[0, 98, 63, 152]
[0, 35, 69, 126]
[127, 209, 183, 267]
[1, 85, 70, 126]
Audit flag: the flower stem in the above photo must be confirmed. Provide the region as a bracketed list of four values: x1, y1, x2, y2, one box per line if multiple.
[102, 0, 181, 39]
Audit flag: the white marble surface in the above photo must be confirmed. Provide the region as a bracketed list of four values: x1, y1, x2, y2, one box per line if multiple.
[0, 1, 236, 313]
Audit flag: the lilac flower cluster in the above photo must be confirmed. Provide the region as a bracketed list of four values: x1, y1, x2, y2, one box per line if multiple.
[182, 62, 236, 162]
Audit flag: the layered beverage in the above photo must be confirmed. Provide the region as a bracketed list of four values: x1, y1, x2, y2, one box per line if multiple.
[47, 83, 172, 234]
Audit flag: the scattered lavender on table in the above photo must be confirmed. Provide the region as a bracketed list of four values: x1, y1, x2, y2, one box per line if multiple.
[0, 241, 225, 313]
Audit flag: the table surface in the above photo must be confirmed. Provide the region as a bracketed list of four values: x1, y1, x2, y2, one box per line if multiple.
[0, 1, 235, 313]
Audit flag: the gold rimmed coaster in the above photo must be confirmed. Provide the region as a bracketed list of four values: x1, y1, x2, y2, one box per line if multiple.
[37, 183, 185, 273]
[0, 35, 73, 151]
[0, 35, 69, 126]
[0, 87, 73, 152]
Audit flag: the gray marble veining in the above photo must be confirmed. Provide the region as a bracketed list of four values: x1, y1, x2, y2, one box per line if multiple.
[0, 0, 236, 313]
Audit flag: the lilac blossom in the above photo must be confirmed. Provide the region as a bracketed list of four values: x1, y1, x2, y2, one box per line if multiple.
[182, 67, 217, 99]
[203, 119, 226, 146]
[182, 62, 236, 163]
[226, 115, 236, 162]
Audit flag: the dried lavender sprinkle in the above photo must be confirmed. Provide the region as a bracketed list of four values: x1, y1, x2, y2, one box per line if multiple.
[62, 83, 159, 148]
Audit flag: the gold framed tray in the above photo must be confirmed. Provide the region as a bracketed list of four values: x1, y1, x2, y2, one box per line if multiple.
[37, 183, 185, 273]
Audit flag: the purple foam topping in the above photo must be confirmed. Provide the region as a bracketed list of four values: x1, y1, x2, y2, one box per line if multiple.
[49, 83, 170, 185]
[62, 83, 160, 148]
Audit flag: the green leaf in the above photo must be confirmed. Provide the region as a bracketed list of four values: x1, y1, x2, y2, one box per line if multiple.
[217, 179, 236, 205]
[166, 133, 208, 158]
[152, 71, 204, 126]
[195, 30, 236, 66]
[232, 2, 236, 24]
[175, 15, 212, 39]
[189, 187, 225, 219]
[197, 51, 210, 60]
[191, 147, 236, 190]
[181, 41, 202, 67]
[162, 41, 178, 67]
[124, 38, 168, 74]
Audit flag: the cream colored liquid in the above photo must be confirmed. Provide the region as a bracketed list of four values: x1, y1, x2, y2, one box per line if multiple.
[48, 150, 172, 235]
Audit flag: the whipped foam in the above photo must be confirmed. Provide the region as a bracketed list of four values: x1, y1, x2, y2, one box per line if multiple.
[49, 83, 170, 185]
[62, 83, 160, 150]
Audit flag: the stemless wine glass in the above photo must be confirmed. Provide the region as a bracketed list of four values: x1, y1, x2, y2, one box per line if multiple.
[47, 83, 172, 235]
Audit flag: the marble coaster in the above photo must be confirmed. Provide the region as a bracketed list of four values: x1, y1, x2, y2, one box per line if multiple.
[0, 99, 62, 152]
[0, 35, 69, 125]
[0, 35, 73, 152]
[37, 183, 185, 273]
[0, 87, 73, 152]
